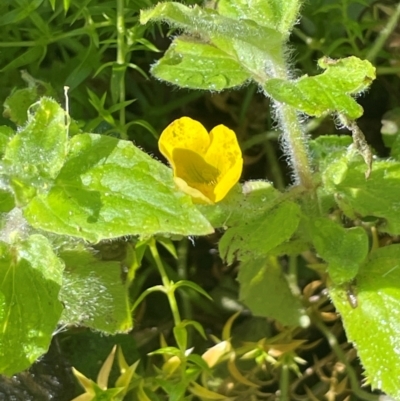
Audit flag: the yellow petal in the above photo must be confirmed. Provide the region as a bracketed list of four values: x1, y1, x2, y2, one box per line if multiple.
[159, 118, 243, 204]
[159, 117, 210, 166]
[206, 125, 243, 202]
[205, 124, 242, 175]
[214, 158, 243, 202]
[174, 177, 213, 204]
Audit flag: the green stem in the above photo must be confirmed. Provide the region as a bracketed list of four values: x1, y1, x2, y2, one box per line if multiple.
[277, 102, 313, 189]
[279, 363, 290, 401]
[116, 0, 127, 139]
[177, 238, 193, 346]
[264, 53, 314, 190]
[177, 238, 192, 319]
[149, 239, 182, 327]
[341, 2, 360, 56]
[376, 66, 400, 75]
[367, 1, 400, 63]
[313, 316, 380, 401]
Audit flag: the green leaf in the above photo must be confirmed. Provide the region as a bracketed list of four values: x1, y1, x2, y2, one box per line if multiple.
[0, 189, 15, 213]
[323, 156, 400, 234]
[3, 87, 41, 126]
[198, 181, 281, 228]
[24, 133, 213, 242]
[329, 245, 400, 399]
[219, 200, 301, 263]
[59, 248, 132, 333]
[174, 280, 213, 301]
[0, 46, 45, 73]
[0, 0, 43, 26]
[238, 257, 308, 327]
[264, 57, 376, 119]
[140, 2, 282, 56]
[151, 37, 250, 91]
[0, 234, 63, 375]
[309, 135, 353, 165]
[217, 0, 301, 36]
[310, 217, 368, 284]
[3, 98, 68, 205]
[0, 126, 14, 158]
[141, 2, 284, 86]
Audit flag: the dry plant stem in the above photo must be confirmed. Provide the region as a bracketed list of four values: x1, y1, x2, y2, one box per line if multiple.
[150, 239, 182, 327]
[313, 316, 380, 401]
[367, 1, 400, 63]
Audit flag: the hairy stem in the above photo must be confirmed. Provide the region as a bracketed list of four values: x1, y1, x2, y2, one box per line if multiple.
[264, 53, 314, 189]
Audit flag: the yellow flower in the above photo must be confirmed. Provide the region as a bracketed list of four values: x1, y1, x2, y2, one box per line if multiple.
[159, 117, 243, 204]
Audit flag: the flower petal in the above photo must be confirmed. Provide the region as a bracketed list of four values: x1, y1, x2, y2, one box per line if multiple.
[205, 124, 243, 201]
[159, 117, 210, 167]
[158, 118, 243, 204]
[205, 124, 242, 175]
[172, 148, 219, 203]
[214, 158, 243, 202]
[172, 148, 219, 184]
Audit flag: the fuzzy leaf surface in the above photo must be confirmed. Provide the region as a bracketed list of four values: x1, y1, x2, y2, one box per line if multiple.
[323, 155, 400, 234]
[0, 234, 63, 375]
[198, 181, 281, 228]
[3, 97, 68, 205]
[24, 133, 213, 242]
[219, 200, 300, 263]
[238, 257, 307, 326]
[151, 37, 250, 90]
[311, 217, 368, 284]
[264, 57, 375, 119]
[140, 2, 282, 55]
[59, 248, 132, 333]
[330, 245, 400, 400]
[217, 0, 301, 36]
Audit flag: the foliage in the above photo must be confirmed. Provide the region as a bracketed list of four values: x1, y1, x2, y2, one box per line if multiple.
[1, 0, 400, 401]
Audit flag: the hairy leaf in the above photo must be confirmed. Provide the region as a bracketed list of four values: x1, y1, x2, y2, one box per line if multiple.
[323, 156, 400, 234]
[140, 2, 282, 55]
[311, 217, 368, 284]
[3, 97, 68, 205]
[0, 234, 63, 375]
[264, 57, 375, 119]
[330, 245, 400, 399]
[238, 257, 307, 326]
[219, 200, 300, 263]
[218, 0, 301, 36]
[59, 248, 132, 333]
[152, 37, 250, 90]
[198, 181, 281, 228]
[24, 133, 213, 242]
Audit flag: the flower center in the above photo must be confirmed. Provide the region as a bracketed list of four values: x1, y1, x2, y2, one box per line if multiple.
[173, 148, 220, 185]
